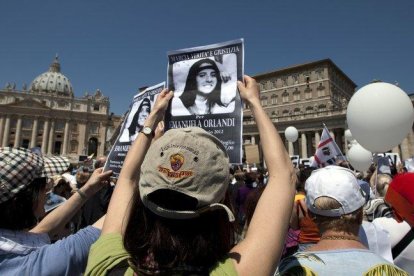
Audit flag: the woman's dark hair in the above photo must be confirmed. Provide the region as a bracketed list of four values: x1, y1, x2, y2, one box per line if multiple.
[128, 98, 151, 137]
[244, 186, 265, 226]
[0, 177, 46, 230]
[179, 59, 223, 112]
[124, 188, 235, 274]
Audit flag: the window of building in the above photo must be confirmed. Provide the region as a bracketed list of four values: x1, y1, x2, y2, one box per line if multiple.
[93, 104, 100, 111]
[293, 89, 301, 101]
[70, 140, 78, 153]
[282, 91, 289, 103]
[22, 119, 32, 129]
[282, 110, 289, 116]
[271, 94, 278, 105]
[317, 88, 325, 97]
[74, 104, 81, 110]
[306, 106, 314, 113]
[71, 123, 78, 132]
[292, 73, 299, 84]
[260, 96, 268, 106]
[89, 123, 99, 134]
[281, 77, 288, 87]
[318, 104, 327, 112]
[55, 121, 65, 131]
[271, 111, 277, 117]
[293, 108, 301, 115]
[316, 68, 324, 80]
[305, 89, 312, 99]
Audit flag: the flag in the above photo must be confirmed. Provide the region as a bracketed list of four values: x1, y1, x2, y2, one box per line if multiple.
[311, 126, 345, 168]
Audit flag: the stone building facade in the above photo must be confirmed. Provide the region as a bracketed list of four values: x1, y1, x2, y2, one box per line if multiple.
[0, 56, 121, 162]
[243, 59, 414, 163]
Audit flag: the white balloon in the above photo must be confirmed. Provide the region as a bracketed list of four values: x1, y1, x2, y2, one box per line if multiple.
[344, 129, 353, 141]
[347, 143, 372, 172]
[285, 126, 298, 142]
[347, 82, 414, 152]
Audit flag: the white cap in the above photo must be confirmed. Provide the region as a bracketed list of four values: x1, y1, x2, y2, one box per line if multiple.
[305, 165, 366, 217]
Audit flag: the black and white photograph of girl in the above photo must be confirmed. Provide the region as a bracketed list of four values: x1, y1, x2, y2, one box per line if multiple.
[119, 98, 151, 142]
[170, 54, 237, 116]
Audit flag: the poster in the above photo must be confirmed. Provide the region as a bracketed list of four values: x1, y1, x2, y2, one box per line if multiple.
[165, 39, 244, 163]
[104, 82, 165, 178]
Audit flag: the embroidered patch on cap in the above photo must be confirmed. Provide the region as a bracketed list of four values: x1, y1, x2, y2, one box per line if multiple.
[158, 153, 193, 179]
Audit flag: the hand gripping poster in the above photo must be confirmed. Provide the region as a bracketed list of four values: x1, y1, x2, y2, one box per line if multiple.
[166, 39, 244, 163]
[104, 82, 165, 178]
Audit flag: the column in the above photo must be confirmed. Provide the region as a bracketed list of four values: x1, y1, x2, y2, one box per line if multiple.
[400, 137, 410, 161]
[62, 120, 70, 155]
[14, 116, 22, 147]
[343, 129, 349, 154]
[329, 131, 335, 141]
[98, 123, 107, 157]
[47, 120, 55, 155]
[0, 116, 4, 146]
[300, 132, 308, 158]
[78, 122, 87, 155]
[408, 130, 414, 158]
[2, 115, 10, 147]
[314, 130, 320, 147]
[30, 117, 39, 148]
[41, 119, 49, 154]
[288, 141, 294, 156]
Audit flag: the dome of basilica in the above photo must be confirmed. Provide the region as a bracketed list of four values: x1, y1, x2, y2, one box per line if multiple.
[30, 55, 74, 98]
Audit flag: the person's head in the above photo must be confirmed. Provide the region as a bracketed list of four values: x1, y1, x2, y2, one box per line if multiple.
[128, 98, 151, 137]
[94, 156, 107, 169]
[76, 170, 91, 188]
[296, 166, 315, 193]
[305, 166, 366, 235]
[124, 127, 235, 272]
[0, 147, 69, 230]
[370, 173, 392, 198]
[385, 173, 414, 228]
[180, 59, 223, 110]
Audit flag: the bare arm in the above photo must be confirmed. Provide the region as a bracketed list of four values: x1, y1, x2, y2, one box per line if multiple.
[101, 89, 173, 235]
[30, 168, 112, 236]
[231, 76, 296, 276]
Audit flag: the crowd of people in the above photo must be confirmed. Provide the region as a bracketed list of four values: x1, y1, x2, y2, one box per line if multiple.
[0, 75, 413, 275]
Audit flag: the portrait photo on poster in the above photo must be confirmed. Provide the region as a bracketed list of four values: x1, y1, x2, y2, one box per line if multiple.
[170, 54, 237, 116]
[118, 97, 152, 143]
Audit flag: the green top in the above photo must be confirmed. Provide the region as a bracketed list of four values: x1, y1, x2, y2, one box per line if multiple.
[85, 233, 237, 276]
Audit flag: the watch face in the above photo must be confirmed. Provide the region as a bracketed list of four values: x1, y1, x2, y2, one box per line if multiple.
[143, 127, 152, 135]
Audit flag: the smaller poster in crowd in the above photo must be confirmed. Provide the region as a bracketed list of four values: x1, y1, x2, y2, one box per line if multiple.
[165, 39, 244, 164]
[104, 82, 165, 178]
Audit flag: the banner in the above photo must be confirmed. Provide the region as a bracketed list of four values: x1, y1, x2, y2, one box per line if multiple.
[165, 39, 244, 163]
[311, 126, 345, 168]
[104, 82, 165, 178]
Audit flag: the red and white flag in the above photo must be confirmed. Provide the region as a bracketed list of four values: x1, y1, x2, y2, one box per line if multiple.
[311, 126, 345, 168]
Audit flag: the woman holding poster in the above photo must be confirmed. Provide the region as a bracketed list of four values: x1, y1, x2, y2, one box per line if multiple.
[172, 58, 234, 116]
[86, 76, 296, 276]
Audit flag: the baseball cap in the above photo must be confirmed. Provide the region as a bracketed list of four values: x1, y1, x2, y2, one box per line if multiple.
[305, 165, 366, 217]
[139, 127, 235, 222]
[385, 173, 414, 227]
[0, 147, 70, 204]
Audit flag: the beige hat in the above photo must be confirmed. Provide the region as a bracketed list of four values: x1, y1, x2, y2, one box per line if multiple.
[139, 127, 234, 221]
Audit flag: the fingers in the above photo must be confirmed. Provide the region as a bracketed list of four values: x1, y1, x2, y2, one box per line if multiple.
[99, 170, 113, 180]
[243, 75, 257, 88]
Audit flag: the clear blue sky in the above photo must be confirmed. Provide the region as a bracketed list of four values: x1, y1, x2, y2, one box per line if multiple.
[1, 0, 413, 115]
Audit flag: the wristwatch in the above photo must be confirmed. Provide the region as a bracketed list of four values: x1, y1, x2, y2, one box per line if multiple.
[141, 126, 154, 137]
